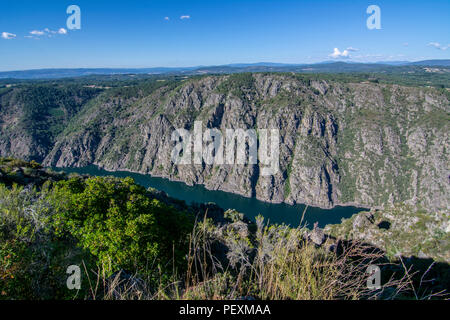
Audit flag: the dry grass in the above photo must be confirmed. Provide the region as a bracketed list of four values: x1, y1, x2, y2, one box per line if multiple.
[85, 215, 421, 300]
[179, 216, 411, 300]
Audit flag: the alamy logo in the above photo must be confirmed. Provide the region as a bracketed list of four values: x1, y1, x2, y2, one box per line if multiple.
[366, 265, 381, 290]
[366, 5, 381, 30]
[171, 121, 280, 176]
[67, 5, 81, 30]
[66, 265, 81, 290]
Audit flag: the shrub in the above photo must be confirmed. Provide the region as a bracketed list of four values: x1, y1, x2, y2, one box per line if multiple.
[0, 184, 93, 300]
[50, 176, 193, 279]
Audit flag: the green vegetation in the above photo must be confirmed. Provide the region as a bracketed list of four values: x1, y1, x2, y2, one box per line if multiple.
[0, 158, 193, 299]
[291, 69, 450, 89]
[0, 183, 94, 299]
[51, 176, 193, 277]
[0, 158, 447, 300]
[216, 73, 256, 98]
[14, 85, 99, 141]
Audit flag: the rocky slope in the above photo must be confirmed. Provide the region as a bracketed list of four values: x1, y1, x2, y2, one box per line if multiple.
[325, 204, 450, 263]
[0, 74, 449, 211]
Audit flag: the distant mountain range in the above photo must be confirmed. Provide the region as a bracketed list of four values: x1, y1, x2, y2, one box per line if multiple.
[0, 60, 449, 79]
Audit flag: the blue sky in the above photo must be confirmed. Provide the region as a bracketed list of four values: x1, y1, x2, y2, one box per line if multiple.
[0, 0, 449, 71]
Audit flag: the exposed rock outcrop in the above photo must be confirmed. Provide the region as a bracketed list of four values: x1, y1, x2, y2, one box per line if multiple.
[1, 74, 449, 211]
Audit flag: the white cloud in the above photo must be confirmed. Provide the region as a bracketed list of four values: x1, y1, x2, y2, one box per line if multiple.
[329, 48, 350, 59]
[427, 42, 449, 50]
[30, 30, 45, 36]
[164, 17, 170, 21]
[180, 15, 191, 20]
[1, 32, 16, 39]
[27, 28, 68, 38]
[346, 47, 359, 52]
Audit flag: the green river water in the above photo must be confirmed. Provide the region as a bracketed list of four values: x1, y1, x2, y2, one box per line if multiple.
[59, 166, 365, 228]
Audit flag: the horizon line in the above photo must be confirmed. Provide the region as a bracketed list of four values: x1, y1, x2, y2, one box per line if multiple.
[1, 59, 449, 73]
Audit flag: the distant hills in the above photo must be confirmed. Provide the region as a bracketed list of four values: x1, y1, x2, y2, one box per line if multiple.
[0, 67, 194, 80]
[0, 60, 449, 79]
[408, 60, 450, 66]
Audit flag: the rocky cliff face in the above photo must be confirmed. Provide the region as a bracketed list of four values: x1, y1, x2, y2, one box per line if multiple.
[1, 74, 448, 211]
[325, 204, 450, 263]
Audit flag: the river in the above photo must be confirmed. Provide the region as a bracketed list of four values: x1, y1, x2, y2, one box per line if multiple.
[58, 166, 365, 228]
